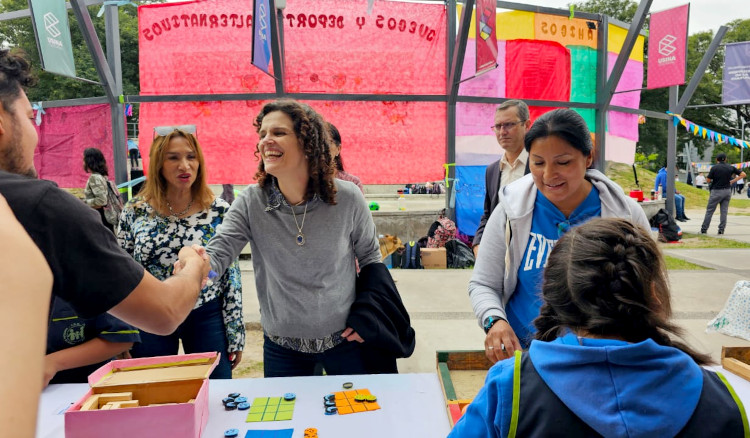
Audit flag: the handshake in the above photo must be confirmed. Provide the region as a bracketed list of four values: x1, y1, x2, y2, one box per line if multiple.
[175, 244, 215, 288]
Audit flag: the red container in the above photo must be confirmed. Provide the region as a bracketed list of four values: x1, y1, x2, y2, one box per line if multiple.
[629, 190, 644, 202]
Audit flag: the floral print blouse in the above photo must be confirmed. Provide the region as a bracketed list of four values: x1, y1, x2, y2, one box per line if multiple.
[117, 196, 245, 353]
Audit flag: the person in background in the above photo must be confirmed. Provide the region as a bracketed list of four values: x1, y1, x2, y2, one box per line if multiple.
[83, 147, 117, 232]
[0, 194, 52, 437]
[736, 175, 745, 195]
[206, 100, 397, 377]
[695, 172, 707, 190]
[469, 109, 649, 363]
[701, 153, 746, 235]
[654, 164, 689, 222]
[473, 100, 531, 258]
[451, 218, 746, 437]
[328, 122, 364, 194]
[44, 296, 139, 386]
[118, 126, 244, 378]
[128, 139, 140, 169]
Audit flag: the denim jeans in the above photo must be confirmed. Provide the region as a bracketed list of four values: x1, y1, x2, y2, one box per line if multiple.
[263, 335, 369, 378]
[675, 193, 686, 218]
[130, 298, 232, 379]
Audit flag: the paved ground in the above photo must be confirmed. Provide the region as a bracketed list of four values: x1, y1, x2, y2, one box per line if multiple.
[236, 207, 750, 375]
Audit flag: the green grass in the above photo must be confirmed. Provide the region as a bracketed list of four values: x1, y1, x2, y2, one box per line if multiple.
[664, 255, 710, 270]
[667, 232, 750, 249]
[607, 162, 750, 210]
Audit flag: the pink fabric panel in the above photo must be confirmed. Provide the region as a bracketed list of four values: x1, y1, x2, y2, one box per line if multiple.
[285, 0, 447, 94]
[33, 104, 115, 188]
[456, 102, 496, 136]
[604, 132, 636, 165]
[607, 53, 643, 141]
[138, 0, 446, 95]
[139, 101, 446, 184]
[607, 112, 639, 141]
[459, 40, 506, 98]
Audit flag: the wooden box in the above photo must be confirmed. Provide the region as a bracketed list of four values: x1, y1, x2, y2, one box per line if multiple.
[436, 350, 493, 426]
[722, 346, 750, 381]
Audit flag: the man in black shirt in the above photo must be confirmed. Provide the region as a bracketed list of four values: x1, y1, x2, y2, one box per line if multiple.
[0, 48, 210, 334]
[701, 153, 746, 235]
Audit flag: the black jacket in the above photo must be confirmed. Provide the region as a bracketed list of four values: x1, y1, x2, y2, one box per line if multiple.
[346, 263, 416, 373]
[473, 158, 530, 246]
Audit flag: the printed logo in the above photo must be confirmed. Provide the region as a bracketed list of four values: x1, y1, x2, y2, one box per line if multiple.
[43, 12, 61, 38]
[63, 322, 86, 345]
[657, 34, 678, 65]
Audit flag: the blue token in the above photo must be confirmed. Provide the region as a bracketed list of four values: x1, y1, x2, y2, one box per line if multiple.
[283, 392, 296, 401]
[237, 402, 250, 410]
[222, 397, 234, 405]
[224, 429, 239, 438]
[324, 394, 335, 403]
[224, 402, 237, 410]
[228, 392, 240, 398]
[324, 400, 336, 408]
[325, 406, 338, 415]
[234, 396, 248, 403]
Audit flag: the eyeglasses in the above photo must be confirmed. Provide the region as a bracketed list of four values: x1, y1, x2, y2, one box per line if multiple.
[491, 121, 525, 132]
[153, 125, 197, 138]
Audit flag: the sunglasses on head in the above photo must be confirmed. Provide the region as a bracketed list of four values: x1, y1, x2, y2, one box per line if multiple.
[153, 125, 197, 138]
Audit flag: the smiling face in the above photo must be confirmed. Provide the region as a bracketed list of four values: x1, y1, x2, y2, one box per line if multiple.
[529, 135, 593, 217]
[160, 135, 198, 191]
[257, 110, 308, 182]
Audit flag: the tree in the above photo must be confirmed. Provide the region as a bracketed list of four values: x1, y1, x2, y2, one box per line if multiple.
[571, 0, 638, 24]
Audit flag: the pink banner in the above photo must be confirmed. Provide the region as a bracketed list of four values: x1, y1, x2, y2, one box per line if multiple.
[475, 0, 497, 76]
[33, 104, 117, 188]
[607, 52, 643, 141]
[139, 0, 446, 95]
[139, 101, 446, 184]
[647, 4, 689, 89]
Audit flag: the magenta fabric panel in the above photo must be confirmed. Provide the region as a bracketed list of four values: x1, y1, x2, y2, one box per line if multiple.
[459, 39, 506, 98]
[139, 100, 446, 184]
[505, 40, 571, 106]
[33, 104, 115, 188]
[138, 0, 446, 95]
[607, 52, 643, 141]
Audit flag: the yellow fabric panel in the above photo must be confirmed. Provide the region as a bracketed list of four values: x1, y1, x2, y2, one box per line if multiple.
[455, 6, 535, 40]
[608, 23, 645, 62]
[534, 13, 597, 49]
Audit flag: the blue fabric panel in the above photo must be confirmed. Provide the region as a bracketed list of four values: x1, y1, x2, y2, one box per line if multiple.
[455, 165, 487, 237]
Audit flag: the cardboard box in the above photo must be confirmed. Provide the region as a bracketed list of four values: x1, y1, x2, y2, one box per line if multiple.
[65, 352, 218, 438]
[421, 247, 447, 269]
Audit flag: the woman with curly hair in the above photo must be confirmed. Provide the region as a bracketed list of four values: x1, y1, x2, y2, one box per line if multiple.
[82, 147, 117, 232]
[206, 99, 383, 377]
[452, 218, 747, 437]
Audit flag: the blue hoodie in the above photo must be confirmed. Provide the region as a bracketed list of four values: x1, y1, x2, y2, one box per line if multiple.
[449, 333, 705, 438]
[655, 167, 668, 195]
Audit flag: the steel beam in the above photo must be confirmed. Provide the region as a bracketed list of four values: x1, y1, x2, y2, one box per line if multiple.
[666, 86, 678, 216]
[70, 0, 117, 102]
[593, 13, 608, 171]
[105, 4, 127, 188]
[0, 0, 103, 21]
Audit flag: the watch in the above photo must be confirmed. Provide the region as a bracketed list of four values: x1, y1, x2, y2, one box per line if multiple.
[483, 315, 504, 334]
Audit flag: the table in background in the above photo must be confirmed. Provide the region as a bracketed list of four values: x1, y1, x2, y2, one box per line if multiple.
[36, 373, 451, 437]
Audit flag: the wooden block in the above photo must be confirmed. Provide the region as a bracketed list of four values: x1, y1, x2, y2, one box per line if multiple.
[100, 403, 115, 410]
[117, 400, 139, 408]
[722, 357, 750, 382]
[98, 392, 133, 404]
[80, 395, 101, 411]
[188, 399, 195, 403]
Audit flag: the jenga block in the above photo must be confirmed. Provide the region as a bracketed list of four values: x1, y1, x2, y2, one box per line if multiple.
[100, 403, 115, 410]
[188, 399, 196, 403]
[80, 395, 101, 411]
[117, 400, 139, 408]
[98, 392, 133, 404]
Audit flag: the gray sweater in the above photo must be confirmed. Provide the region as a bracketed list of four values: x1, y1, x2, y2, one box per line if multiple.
[206, 179, 381, 339]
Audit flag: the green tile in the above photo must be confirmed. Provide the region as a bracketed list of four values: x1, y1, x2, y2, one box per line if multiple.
[253, 397, 269, 406]
[274, 410, 293, 421]
[278, 403, 295, 412]
[262, 411, 277, 421]
[249, 405, 266, 413]
[279, 399, 294, 406]
[245, 412, 263, 422]
[268, 397, 281, 405]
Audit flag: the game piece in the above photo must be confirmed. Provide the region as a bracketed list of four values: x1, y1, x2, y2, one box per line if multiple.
[234, 396, 248, 403]
[228, 392, 241, 398]
[237, 402, 250, 410]
[354, 394, 367, 402]
[323, 394, 335, 403]
[283, 392, 296, 401]
[225, 402, 238, 410]
[342, 382, 353, 389]
[325, 406, 338, 415]
[365, 395, 377, 402]
[224, 428, 239, 438]
[222, 397, 235, 406]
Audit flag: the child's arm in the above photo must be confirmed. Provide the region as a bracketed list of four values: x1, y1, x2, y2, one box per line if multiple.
[43, 340, 133, 387]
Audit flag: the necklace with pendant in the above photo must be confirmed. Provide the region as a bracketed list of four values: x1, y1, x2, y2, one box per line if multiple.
[290, 201, 308, 246]
[166, 198, 194, 218]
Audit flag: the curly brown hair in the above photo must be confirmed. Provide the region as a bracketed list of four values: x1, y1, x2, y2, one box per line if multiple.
[534, 218, 711, 365]
[253, 99, 337, 205]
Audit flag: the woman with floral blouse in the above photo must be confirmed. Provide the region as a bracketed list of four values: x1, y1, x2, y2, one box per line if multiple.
[117, 126, 243, 378]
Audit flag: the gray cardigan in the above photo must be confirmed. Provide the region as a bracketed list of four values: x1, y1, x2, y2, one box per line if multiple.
[468, 170, 651, 329]
[206, 180, 381, 339]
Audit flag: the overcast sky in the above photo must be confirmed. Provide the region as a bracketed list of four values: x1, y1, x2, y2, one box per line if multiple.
[513, 0, 746, 34]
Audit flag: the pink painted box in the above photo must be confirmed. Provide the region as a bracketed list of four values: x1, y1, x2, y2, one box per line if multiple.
[65, 352, 218, 438]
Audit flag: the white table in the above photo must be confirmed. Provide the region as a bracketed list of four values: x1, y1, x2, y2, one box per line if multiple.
[36, 373, 451, 437]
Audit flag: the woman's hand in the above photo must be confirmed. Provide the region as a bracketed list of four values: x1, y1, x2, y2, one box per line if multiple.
[341, 327, 364, 343]
[228, 351, 243, 370]
[484, 320, 522, 363]
[42, 356, 58, 388]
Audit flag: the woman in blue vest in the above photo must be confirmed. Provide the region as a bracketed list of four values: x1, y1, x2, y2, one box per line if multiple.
[452, 218, 747, 437]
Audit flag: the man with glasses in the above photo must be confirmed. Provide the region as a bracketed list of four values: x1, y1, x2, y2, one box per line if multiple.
[472, 100, 532, 257]
[0, 49, 211, 336]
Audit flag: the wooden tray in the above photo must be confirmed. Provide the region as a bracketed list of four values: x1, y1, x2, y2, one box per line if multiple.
[436, 350, 493, 427]
[722, 346, 750, 382]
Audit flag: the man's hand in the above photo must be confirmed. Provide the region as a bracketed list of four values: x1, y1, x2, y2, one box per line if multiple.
[341, 327, 364, 343]
[484, 320, 522, 363]
[177, 245, 211, 283]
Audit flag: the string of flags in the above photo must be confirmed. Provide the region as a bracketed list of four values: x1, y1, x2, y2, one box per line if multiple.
[667, 111, 749, 149]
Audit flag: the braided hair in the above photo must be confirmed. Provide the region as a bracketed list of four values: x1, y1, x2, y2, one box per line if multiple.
[253, 99, 337, 205]
[534, 218, 711, 365]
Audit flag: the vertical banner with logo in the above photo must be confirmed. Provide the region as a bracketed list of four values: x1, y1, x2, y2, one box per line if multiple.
[475, 0, 497, 76]
[252, 0, 273, 76]
[28, 0, 76, 78]
[646, 4, 689, 89]
[722, 42, 750, 105]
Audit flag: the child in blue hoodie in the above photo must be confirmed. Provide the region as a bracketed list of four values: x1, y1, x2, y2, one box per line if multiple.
[451, 218, 747, 438]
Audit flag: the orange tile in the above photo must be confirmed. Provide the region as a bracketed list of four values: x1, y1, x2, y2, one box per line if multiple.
[356, 389, 371, 395]
[365, 403, 381, 411]
[337, 406, 354, 415]
[352, 404, 366, 413]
